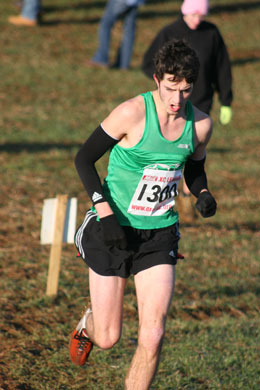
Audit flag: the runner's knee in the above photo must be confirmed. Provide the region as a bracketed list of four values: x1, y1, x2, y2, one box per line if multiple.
[95, 327, 121, 350]
[138, 325, 165, 355]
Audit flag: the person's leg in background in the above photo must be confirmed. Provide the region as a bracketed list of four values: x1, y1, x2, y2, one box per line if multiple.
[8, 0, 41, 26]
[117, 6, 138, 69]
[22, 0, 41, 21]
[91, 0, 129, 67]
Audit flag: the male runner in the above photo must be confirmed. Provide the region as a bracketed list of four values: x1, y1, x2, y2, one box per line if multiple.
[69, 39, 217, 390]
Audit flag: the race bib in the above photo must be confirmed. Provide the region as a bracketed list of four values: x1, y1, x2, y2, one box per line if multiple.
[128, 165, 182, 216]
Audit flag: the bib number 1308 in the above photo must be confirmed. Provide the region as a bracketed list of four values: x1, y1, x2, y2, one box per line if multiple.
[128, 167, 182, 216]
[137, 182, 177, 203]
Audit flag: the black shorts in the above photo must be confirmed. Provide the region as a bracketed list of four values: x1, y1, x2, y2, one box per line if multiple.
[75, 210, 181, 278]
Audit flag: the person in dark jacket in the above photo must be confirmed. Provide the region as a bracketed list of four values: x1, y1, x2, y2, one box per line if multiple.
[142, 0, 232, 220]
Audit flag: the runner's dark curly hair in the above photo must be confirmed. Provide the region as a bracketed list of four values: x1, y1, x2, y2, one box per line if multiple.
[154, 39, 200, 83]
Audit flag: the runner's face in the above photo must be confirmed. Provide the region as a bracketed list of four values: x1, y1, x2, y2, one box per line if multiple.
[155, 74, 193, 116]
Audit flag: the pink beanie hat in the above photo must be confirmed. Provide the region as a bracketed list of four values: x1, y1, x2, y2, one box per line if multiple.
[181, 0, 209, 15]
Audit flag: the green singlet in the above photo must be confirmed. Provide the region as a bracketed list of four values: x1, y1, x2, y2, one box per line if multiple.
[102, 91, 195, 229]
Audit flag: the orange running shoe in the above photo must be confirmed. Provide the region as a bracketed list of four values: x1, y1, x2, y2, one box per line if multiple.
[69, 310, 93, 366]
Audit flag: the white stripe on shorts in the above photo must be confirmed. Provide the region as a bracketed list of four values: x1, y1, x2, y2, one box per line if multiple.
[75, 210, 97, 259]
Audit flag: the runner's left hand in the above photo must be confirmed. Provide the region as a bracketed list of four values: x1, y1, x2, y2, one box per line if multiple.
[195, 191, 217, 218]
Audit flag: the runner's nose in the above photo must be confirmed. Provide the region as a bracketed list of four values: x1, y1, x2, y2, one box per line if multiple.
[173, 91, 181, 105]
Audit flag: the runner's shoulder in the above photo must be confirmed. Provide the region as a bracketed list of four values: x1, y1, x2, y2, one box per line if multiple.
[113, 95, 145, 125]
[102, 95, 145, 139]
[192, 105, 213, 142]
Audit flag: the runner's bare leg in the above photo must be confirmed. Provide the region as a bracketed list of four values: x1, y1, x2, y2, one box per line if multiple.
[125, 264, 175, 390]
[86, 268, 127, 349]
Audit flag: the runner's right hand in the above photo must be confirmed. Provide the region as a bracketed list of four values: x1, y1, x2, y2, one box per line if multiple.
[100, 214, 127, 249]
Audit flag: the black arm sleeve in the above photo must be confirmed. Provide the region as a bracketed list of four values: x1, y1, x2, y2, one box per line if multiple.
[184, 157, 208, 198]
[75, 125, 119, 205]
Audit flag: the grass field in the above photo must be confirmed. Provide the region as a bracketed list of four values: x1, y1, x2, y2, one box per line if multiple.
[0, 0, 260, 389]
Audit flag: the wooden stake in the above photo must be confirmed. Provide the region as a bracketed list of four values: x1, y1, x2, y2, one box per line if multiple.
[46, 194, 68, 296]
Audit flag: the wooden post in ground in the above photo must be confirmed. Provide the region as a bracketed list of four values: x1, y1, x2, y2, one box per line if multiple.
[46, 194, 68, 296]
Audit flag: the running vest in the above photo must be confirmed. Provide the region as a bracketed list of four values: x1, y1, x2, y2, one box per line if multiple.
[102, 91, 195, 229]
